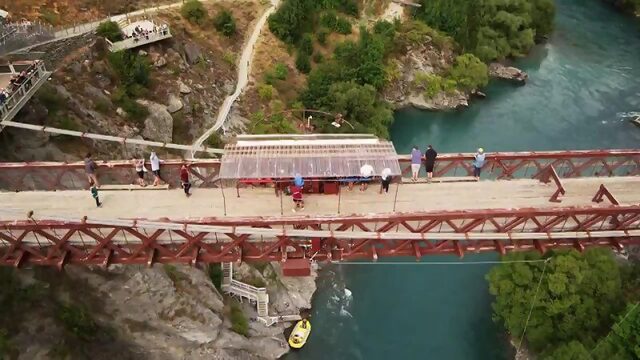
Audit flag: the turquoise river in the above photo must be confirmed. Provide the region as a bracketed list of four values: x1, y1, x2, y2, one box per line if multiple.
[287, 0, 640, 359]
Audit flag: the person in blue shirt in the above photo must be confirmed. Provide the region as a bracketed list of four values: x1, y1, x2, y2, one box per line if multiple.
[410, 146, 422, 181]
[473, 148, 486, 180]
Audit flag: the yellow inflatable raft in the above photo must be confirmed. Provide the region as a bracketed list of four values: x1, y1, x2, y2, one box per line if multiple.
[288, 319, 311, 349]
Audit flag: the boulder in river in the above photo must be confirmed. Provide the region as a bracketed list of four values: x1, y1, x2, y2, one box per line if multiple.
[489, 63, 528, 84]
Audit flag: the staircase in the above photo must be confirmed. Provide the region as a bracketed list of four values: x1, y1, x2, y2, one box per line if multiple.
[220, 262, 301, 326]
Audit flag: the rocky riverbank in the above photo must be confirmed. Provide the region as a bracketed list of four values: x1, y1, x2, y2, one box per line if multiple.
[384, 37, 527, 112]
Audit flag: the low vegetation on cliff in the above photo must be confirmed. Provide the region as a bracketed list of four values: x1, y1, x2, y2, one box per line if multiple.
[487, 249, 640, 359]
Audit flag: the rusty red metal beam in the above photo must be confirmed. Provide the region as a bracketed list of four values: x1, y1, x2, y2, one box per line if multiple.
[0, 205, 638, 268]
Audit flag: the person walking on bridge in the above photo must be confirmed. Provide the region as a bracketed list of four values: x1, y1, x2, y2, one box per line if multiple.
[410, 145, 422, 181]
[84, 153, 99, 188]
[180, 164, 191, 197]
[133, 157, 148, 187]
[473, 148, 486, 180]
[150, 151, 164, 186]
[424, 145, 437, 182]
[90, 184, 102, 208]
[380, 167, 392, 194]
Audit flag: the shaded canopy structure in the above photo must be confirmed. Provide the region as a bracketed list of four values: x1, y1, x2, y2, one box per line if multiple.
[219, 134, 401, 179]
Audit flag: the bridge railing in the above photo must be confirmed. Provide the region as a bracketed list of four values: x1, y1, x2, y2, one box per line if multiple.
[0, 159, 221, 191]
[0, 150, 638, 191]
[398, 149, 640, 180]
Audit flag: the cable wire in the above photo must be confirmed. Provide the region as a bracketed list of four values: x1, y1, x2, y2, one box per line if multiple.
[516, 258, 551, 355]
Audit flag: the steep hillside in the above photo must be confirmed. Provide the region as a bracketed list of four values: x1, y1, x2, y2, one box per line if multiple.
[0, 0, 263, 162]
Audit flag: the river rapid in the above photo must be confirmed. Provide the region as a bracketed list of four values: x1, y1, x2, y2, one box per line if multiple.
[286, 0, 640, 359]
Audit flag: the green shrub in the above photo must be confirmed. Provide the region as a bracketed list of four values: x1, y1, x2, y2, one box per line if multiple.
[213, 9, 236, 36]
[37, 85, 65, 114]
[320, 12, 338, 29]
[107, 51, 151, 89]
[312, 52, 324, 63]
[222, 51, 236, 67]
[257, 83, 275, 100]
[334, 17, 352, 34]
[181, 0, 208, 25]
[94, 99, 111, 114]
[295, 53, 311, 74]
[230, 301, 249, 336]
[206, 131, 224, 148]
[207, 263, 223, 291]
[273, 63, 288, 80]
[54, 115, 80, 131]
[317, 28, 328, 45]
[96, 21, 123, 42]
[299, 33, 314, 55]
[448, 54, 488, 91]
[56, 304, 99, 341]
[40, 9, 59, 26]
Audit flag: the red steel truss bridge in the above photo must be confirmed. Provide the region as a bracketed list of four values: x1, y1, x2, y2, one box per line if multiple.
[0, 149, 638, 268]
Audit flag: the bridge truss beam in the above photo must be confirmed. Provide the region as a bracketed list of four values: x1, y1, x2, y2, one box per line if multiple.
[1, 206, 639, 268]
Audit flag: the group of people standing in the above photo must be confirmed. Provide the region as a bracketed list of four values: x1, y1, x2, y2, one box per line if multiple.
[84, 151, 192, 208]
[410, 146, 486, 181]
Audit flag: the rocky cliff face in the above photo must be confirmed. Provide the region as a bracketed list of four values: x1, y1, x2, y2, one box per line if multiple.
[384, 40, 528, 112]
[10, 263, 317, 360]
[384, 42, 469, 111]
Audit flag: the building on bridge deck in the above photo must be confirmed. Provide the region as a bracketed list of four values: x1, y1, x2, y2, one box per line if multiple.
[105, 19, 172, 52]
[0, 59, 50, 125]
[219, 134, 402, 198]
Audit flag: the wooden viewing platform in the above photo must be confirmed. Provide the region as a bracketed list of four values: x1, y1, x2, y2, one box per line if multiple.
[1, 176, 638, 220]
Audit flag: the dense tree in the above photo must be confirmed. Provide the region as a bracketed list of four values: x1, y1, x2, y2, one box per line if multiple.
[299, 33, 314, 55]
[416, 0, 555, 61]
[486, 249, 625, 354]
[213, 9, 236, 37]
[601, 303, 640, 359]
[546, 341, 593, 360]
[267, 0, 315, 44]
[96, 21, 122, 42]
[181, 0, 208, 25]
[448, 54, 488, 91]
[315, 82, 393, 138]
[295, 53, 311, 74]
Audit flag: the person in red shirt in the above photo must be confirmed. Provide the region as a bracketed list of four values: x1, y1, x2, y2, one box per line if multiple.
[292, 185, 304, 212]
[180, 164, 191, 197]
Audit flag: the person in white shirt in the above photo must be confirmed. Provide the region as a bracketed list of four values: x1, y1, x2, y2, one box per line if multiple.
[132, 157, 148, 187]
[359, 163, 374, 191]
[150, 151, 163, 186]
[380, 167, 392, 194]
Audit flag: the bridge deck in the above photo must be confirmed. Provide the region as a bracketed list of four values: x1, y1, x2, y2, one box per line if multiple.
[0, 177, 638, 221]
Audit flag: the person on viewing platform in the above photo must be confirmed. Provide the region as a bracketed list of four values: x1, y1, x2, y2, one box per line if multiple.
[133, 157, 147, 187]
[150, 151, 164, 186]
[424, 145, 438, 182]
[180, 164, 191, 197]
[473, 148, 486, 180]
[84, 153, 99, 187]
[380, 167, 392, 194]
[359, 163, 374, 191]
[410, 145, 422, 181]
